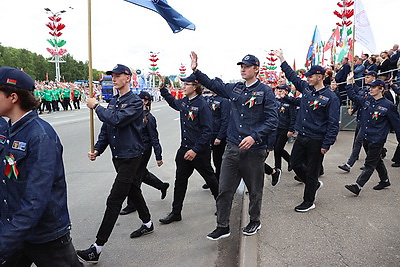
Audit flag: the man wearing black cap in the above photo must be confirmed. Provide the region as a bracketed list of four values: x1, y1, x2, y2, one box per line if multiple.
[157, 73, 219, 224]
[275, 49, 340, 212]
[190, 51, 278, 239]
[77, 64, 149, 263]
[338, 71, 377, 172]
[0, 67, 82, 266]
[345, 76, 400, 196]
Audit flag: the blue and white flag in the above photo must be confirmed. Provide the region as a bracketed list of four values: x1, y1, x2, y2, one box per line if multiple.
[123, 0, 195, 33]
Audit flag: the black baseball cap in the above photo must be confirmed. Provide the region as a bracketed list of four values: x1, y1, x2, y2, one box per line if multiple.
[367, 79, 385, 87]
[304, 65, 326, 77]
[106, 64, 132, 76]
[0, 66, 35, 91]
[237, 54, 260, 67]
[181, 73, 198, 83]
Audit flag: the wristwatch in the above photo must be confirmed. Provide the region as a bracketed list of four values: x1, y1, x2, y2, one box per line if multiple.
[92, 103, 99, 109]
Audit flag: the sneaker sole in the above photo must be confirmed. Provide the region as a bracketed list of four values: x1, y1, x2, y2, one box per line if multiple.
[77, 255, 99, 264]
[295, 203, 316, 212]
[338, 166, 350, 172]
[242, 224, 262, 236]
[206, 232, 231, 241]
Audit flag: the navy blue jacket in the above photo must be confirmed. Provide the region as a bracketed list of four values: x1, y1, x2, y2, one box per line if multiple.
[204, 95, 230, 140]
[194, 70, 278, 150]
[94, 91, 144, 158]
[346, 83, 400, 144]
[276, 97, 296, 132]
[0, 111, 71, 262]
[160, 88, 213, 153]
[142, 112, 162, 160]
[281, 61, 340, 149]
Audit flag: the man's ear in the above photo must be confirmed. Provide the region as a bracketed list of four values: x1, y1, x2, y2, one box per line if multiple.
[10, 92, 19, 104]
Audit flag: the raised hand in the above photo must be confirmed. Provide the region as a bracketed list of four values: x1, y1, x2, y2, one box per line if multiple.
[190, 51, 198, 72]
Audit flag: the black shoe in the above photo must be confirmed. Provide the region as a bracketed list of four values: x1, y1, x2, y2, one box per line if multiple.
[130, 223, 154, 238]
[294, 202, 315, 212]
[76, 245, 100, 264]
[242, 220, 261, 236]
[338, 164, 351, 172]
[373, 181, 391, 190]
[161, 183, 169, 200]
[392, 162, 400, 167]
[271, 168, 281, 186]
[202, 183, 210, 189]
[345, 184, 361, 196]
[319, 168, 324, 177]
[120, 206, 137, 215]
[360, 166, 365, 170]
[159, 212, 182, 224]
[294, 175, 303, 183]
[206, 226, 230, 241]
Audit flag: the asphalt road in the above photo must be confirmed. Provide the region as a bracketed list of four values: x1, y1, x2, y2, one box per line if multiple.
[45, 102, 242, 267]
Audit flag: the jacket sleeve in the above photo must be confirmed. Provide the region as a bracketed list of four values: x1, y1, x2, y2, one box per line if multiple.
[0, 135, 60, 261]
[217, 98, 230, 140]
[160, 87, 180, 111]
[192, 104, 213, 153]
[346, 83, 363, 106]
[94, 122, 109, 155]
[322, 95, 340, 150]
[146, 114, 162, 160]
[193, 70, 234, 99]
[95, 98, 143, 128]
[280, 62, 309, 94]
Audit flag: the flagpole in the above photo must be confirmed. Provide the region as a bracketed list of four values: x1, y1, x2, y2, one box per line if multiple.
[88, 0, 95, 152]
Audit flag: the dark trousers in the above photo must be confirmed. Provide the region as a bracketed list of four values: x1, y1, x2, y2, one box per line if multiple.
[126, 149, 165, 208]
[172, 146, 219, 214]
[73, 99, 80, 109]
[274, 129, 291, 169]
[95, 157, 146, 246]
[217, 143, 266, 227]
[44, 100, 52, 112]
[211, 137, 226, 180]
[4, 233, 82, 267]
[356, 140, 388, 187]
[51, 100, 59, 112]
[347, 122, 364, 166]
[392, 144, 400, 163]
[291, 135, 324, 204]
[63, 98, 72, 110]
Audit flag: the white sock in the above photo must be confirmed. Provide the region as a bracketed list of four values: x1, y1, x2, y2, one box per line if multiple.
[93, 243, 103, 254]
[144, 221, 152, 228]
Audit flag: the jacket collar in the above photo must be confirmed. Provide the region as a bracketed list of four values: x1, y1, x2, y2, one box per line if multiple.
[8, 110, 38, 138]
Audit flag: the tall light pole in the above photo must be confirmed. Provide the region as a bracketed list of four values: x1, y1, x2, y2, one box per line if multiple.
[45, 8, 67, 82]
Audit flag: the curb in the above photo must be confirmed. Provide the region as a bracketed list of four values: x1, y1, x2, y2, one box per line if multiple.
[238, 187, 258, 267]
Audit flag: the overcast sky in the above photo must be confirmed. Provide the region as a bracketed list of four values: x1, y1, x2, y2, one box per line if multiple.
[1, 0, 399, 80]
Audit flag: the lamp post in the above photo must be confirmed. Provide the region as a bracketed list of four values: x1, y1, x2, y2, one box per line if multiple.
[44, 8, 68, 82]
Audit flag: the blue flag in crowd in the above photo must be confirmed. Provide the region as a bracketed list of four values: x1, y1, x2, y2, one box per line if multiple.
[123, 0, 195, 33]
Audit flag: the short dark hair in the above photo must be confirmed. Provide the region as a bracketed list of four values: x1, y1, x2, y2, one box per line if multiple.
[0, 85, 40, 111]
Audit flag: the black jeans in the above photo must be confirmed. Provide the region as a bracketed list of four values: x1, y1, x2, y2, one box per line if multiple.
[95, 157, 144, 246]
[291, 135, 324, 204]
[356, 140, 388, 187]
[274, 129, 291, 169]
[126, 149, 164, 208]
[4, 233, 82, 267]
[392, 144, 400, 163]
[211, 137, 226, 181]
[172, 146, 219, 214]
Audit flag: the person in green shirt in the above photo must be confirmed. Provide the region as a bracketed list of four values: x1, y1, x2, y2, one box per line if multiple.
[62, 87, 73, 111]
[43, 87, 53, 113]
[73, 88, 82, 109]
